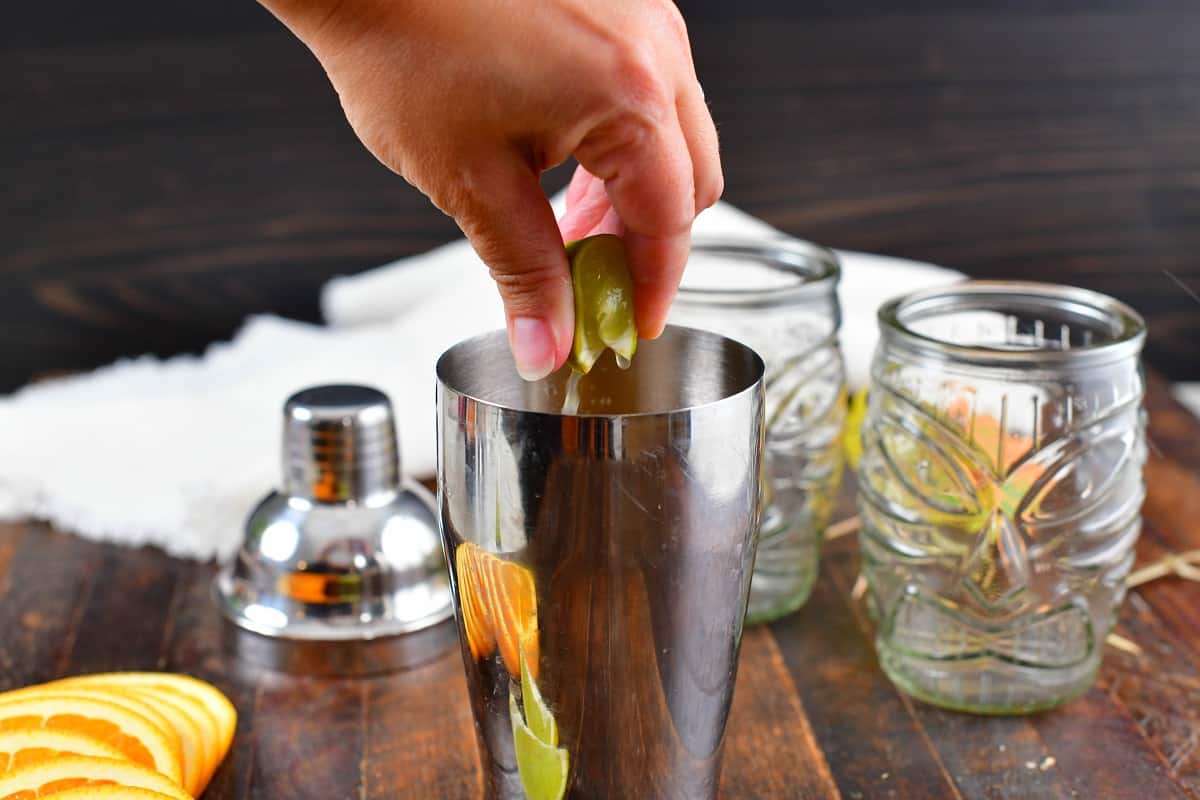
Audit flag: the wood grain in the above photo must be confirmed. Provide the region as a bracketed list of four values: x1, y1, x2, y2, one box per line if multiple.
[0, 386, 1197, 798]
[2, 5, 1199, 391]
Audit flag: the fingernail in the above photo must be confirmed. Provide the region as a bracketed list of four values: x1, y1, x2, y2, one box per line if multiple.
[510, 317, 557, 381]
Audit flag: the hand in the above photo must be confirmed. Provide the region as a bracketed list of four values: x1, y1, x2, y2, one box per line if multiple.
[262, 0, 722, 379]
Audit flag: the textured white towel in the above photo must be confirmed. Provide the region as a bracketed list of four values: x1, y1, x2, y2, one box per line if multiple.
[0, 195, 961, 560]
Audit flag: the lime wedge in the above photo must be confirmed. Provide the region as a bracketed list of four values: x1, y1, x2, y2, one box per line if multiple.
[510, 693, 569, 800]
[520, 650, 557, 747]
[566, 234, 637, 374]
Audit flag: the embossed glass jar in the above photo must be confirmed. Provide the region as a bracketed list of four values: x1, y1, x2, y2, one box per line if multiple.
[858, 281, 1146, 713]
[670, 239, 846, 623]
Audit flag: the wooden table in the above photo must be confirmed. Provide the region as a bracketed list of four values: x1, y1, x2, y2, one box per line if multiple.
[0, 373, 1196, 799]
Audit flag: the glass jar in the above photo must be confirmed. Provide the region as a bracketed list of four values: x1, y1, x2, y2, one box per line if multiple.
[858, 281, 1146, 713]
[670, 238, 846, 623]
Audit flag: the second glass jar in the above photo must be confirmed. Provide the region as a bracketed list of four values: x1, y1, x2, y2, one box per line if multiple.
[670, 238, 847, 622]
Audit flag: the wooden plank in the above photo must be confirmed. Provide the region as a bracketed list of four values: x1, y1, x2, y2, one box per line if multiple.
[247, 677, 366, 800]
[0, 525, 102, 690]
[61, 541, 184, 674]
[721, 626, 841, 799]
[157, 561, 257, 800]
[1103, 588, 1200, 795]
[0, 523, 25, 601]
[364, 652, 480, 799]
[1031, 687, 1188, 800]
[771, 541, 962, 800]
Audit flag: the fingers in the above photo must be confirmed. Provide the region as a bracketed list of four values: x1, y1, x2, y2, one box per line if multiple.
[576, 113, 695, 339]
[565, 162, 593, 207]
[557, 167, 611, 241]
[452, 156, 573, 380]
[675, 78, 724, 214]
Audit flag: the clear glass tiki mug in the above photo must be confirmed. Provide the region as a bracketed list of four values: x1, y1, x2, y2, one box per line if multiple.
[857, 282, 1146, 714]
[437, 328, 765, 799]
[669, 239, 847, 623]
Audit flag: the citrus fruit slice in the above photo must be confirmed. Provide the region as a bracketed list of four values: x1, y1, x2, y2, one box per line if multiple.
[0, 728, 127, 773]
[9, 691, 181, 779]
[455, 544, 540, 680]
[510, 695, 568, 800]
[116, 687, 206, 795]
[37, 688, 203, 796]
[454, 546, 493, 662]
[0, 756, 190, 800]
[47, 674, 234, 781]
[36, 787, 180, 800]
[0, 695, 181, 786]
[519, 652, 556, 748]
[565, 234, 637, 374]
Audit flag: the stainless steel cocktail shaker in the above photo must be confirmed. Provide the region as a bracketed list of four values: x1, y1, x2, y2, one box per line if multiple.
[437, 327, 765, 800]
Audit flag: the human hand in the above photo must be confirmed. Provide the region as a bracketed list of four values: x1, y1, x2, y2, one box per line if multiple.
[261, 0, 722, 379]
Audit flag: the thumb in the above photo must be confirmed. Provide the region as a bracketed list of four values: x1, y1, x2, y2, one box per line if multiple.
[452, 157, 574, 381]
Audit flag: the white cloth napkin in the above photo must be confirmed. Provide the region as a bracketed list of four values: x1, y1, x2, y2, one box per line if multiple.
[0, 196, 961, 560]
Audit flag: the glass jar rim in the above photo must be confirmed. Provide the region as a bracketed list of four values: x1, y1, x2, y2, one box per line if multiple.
[878, 280, 1146, 368]
[674, 236, 840, 309]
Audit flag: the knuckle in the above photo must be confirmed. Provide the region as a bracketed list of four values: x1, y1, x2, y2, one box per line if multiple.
[657, 2, 691, 51]
[607, 40, 671, 113]
[487, 260, 570, 309]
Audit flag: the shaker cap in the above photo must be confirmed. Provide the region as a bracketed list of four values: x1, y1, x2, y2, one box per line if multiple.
[283, 384, 400, 502]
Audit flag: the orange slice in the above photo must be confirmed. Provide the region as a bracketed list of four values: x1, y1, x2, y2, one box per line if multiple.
[454, 544, 540, 680]
[115, 688, 206, 796]
[35, 788, 179, 800]
[9, 691, 180, 777]
[0, 756, 190, 800]
[455, 546, 493, 661]
[35, 688, 203, 797]
[0, 696, 181, 786]
[46, 674, 234, 786]
[0, 729, 127, 773]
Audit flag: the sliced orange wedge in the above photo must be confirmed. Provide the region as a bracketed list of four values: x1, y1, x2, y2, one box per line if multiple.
[0, 695, 181, 786]
[46, 674, 234, 790]
[30, 687, 204, 796]
[115, 687, 206, 796]
[455, 543, 540, 679]
[455, 546, 494, 661]
[34, 787, 180, 800]
[0, 729, 127, 773]
[8, 690, 181, 779]
[0, 756, 190, 800]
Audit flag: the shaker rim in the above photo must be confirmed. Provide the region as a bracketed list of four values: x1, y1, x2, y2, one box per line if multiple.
[878, 280, 1146, 368]
[673, 236, 841, 309]
[436, 326, 765, 420]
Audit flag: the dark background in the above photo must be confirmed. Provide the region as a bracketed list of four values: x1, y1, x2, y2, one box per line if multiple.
[2, 1, 1198, 391]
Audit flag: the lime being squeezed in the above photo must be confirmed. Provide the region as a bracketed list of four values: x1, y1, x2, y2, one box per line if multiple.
[560, 234, 638, 415]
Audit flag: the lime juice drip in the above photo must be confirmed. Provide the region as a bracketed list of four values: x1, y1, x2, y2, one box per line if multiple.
[560, 352, 631, 416]
[561, 370, 583, 416]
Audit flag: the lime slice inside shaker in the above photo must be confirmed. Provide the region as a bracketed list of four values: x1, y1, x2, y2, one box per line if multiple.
[566, 234, 638, 374]
[520, 650, 557, 747]
[510, 693, 569, 800]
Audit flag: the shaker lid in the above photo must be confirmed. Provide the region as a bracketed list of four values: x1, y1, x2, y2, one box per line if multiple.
[283, 384, 400, 503]
[213, 384, 455, 676]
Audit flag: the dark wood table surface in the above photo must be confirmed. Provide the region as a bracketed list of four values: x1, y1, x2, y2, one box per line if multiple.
[1, 372, 1197, 799]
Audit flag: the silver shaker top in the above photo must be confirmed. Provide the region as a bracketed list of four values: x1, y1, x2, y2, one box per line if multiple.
[283, 384, 400, 503]
[214, 384, 455, 675]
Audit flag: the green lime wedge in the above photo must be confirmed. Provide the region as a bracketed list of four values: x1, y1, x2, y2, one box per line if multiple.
[566, 234, 637, 374]
[520, 650, 557, 746]
[510, 693, 569, 800]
